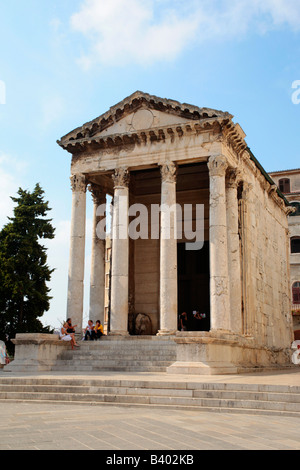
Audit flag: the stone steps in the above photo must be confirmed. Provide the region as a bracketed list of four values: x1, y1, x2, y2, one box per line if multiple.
[62, 352, 176, 360]
[1, 376, 300, 416]
[52, 364, 172, 372]
[53, 337, 177, 372]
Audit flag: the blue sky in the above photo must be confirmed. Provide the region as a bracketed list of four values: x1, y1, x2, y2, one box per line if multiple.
[0, 0, 300, 329]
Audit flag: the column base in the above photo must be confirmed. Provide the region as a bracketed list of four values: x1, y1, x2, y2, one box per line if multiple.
[108, 330, 129, 337]
[157, 329, 177, 337]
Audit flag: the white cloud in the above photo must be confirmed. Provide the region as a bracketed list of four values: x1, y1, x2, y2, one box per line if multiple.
[70, 0, 199, 68]
[70, 0, 300, 68]
[205, 0, 300, 36]
[260, 0, 300, 29]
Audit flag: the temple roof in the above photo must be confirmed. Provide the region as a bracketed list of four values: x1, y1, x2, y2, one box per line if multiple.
[57, 90, 233, 151]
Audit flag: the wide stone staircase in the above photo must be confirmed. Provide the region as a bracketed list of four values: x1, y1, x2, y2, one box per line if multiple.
[1, 375, 300, 416]
[52, 336, 178, 373]
[2, 336, 300, 416]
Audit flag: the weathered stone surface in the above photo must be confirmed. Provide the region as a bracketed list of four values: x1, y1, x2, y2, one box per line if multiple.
[53, 91, 294, 374]
[6, 334, 69, 372]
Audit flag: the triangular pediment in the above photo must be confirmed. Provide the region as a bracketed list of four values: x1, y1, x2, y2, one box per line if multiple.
[58, 91, 232, 150]
[95, 108, 194, 138]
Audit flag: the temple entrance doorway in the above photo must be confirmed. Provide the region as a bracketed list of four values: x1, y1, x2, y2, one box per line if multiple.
[177, 241, 210, 331]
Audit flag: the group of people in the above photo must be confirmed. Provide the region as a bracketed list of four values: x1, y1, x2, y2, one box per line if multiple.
[179, 310, 207, 331]
[83, 319, 104, 341]
[59, 318, 105, 349]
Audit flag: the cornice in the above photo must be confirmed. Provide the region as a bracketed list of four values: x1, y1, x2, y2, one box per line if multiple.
[57, 116, 241, 155]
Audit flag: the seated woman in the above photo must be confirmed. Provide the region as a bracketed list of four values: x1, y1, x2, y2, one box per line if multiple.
[66, 318, 77, 335]
[60, 322, 80, 349]
[94, 320, 104, 340]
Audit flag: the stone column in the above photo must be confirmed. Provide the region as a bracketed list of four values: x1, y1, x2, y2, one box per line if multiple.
[88, 184, 106, 326]
[226, 169, 242, 334]
[239, 182, 254, 337]
[158, 162, 178, 336]
[207, 155, 230, 331]
[110, 168, 130, 336]
[67, 174, 87, 333]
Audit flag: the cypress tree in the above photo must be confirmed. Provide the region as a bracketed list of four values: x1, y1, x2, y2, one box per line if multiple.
[0, 183, 55, 345]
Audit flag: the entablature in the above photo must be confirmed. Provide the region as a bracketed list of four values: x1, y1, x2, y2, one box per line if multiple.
[61, 116, 231, 155]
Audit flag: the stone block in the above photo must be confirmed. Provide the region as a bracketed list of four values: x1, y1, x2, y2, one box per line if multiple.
[6, 334, 70, 372]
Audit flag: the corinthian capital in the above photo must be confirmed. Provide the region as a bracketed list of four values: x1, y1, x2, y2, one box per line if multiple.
[207, 155, 228, 177]
[112, 168, 130, 188]
[88, 183, 106, 205]
[226, 168, 242, 188]
[161, 161, 177, 183]
[70, 174, 87, 193]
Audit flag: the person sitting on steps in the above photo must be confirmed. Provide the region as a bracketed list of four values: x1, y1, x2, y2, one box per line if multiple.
[60, 322, 80, 349]
[84, 320, 95, 341]
[94, 320, 105, 340]
[66, 318, 77, 335]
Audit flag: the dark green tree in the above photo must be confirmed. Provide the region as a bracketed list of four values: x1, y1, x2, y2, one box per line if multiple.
[0, 184, 55, 346]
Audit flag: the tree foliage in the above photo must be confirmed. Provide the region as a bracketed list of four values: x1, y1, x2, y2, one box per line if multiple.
[0, 184, 55, 345]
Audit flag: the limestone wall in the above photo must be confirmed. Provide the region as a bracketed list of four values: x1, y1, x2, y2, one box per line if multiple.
[241, 168, 293, 350]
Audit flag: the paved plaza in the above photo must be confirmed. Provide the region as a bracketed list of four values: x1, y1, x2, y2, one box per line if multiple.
[1, 401, 300, 451]
[1, 369, 300, 451]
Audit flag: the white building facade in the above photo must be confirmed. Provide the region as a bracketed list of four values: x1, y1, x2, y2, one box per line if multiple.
[269, 169, 300, 334]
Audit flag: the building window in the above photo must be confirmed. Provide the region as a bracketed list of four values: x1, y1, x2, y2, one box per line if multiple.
[291, 237, 300, 254]
[278, 178, 291, 193]
[289, 202, 300, 217]
[292, 282, 300, 304]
